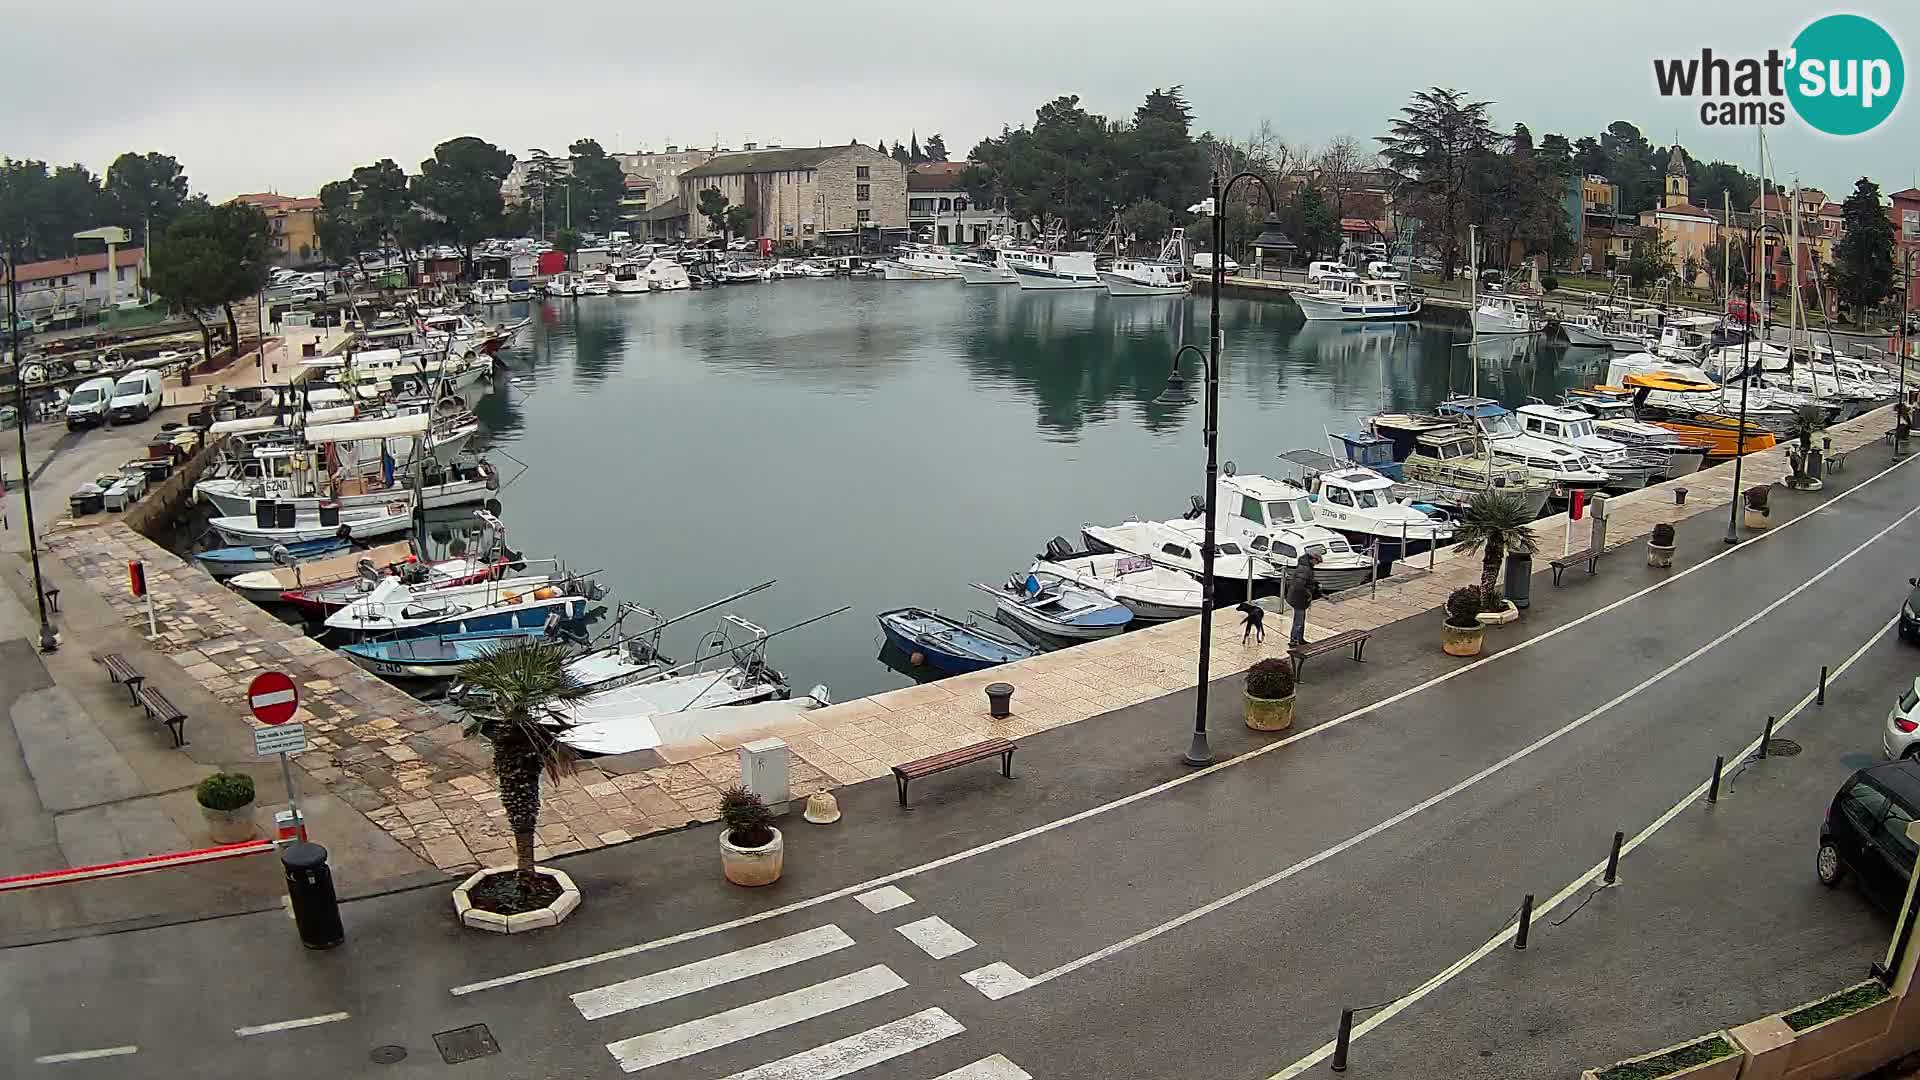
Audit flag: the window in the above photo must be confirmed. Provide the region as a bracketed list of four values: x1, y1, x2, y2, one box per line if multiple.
[1843, 782, 1891, 833]
[1354, 489, 1381, 509]
[856, 165, 870, 180]
[803, 223, 815, 236]
[1327, 488, 1354, 507]
[856, 184, 870, 202]
[1902, 683, 1918, 712]
[856, 209, 871, 223]
[1274, 543, 1299, 562]
[1240, 496, 1264, 525]
[955, 198, 968, 212]
[1265, 501, 1300, 525]
[1879, 801, 1918, 865]
[1248, 536, 1270, 552]
[938, 198, 952, 212]
[1160, 543, 1191, 559]
[1217, 542, 1242, 555]
[88, 271, 97, 285]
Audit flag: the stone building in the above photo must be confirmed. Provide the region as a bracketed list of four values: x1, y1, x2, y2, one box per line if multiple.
[1637, 147, 1718, 286]
[907, 162, 1012, 246]
[231, 192, 322, 266]
[678, 144, 906, 250]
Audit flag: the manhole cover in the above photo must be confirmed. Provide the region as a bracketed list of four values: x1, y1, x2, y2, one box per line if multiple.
[1763, 738, 1803, 757]
[369, 1045, 407, 1065]
[434, 1024, 499, 1064]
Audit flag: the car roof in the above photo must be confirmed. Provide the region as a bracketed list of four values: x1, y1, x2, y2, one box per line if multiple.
[1860, 761, 1920, 807]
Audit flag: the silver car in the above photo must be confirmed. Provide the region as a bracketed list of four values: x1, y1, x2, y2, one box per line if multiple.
[1885, 676, 1920, 760]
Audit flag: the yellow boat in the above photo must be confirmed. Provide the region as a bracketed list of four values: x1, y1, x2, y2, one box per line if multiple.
[1581, 378, 1777, 459]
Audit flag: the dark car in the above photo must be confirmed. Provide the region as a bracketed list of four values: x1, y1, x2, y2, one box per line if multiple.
[1818, 761, 1920, 909]
[1901, 577, 1920, 642]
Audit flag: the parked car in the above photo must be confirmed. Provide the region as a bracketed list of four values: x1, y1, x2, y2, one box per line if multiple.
[65, 376, 118, 430]
[1192, 252, 1240, 273]
[1888, 676, 1920, 760]
[1900, 576, 1919, 642]
[1306, 260, 1347, 284]
[109, 369, 163, 423]
[1817, 761, 1920, 909]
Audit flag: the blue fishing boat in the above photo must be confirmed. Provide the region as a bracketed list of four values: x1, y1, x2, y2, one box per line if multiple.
[973, 573, 1132, 640]
[196, 537, 351, 579]
[876, 607, 1036, 675]
[339, 627, 556, 679]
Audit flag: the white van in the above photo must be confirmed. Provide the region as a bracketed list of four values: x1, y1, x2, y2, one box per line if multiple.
[1192, 252, 1240, 273]
[109, 369, 163, 423]
[1307, 261, 1347, 284]
[66, 377, 119, 430]
[1366, 260, 1404, 281]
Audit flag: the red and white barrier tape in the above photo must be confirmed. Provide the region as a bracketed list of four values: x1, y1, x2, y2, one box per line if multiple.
[0, 840, 276, 892]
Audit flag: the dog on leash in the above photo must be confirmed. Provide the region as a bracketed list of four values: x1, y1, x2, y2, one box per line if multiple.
[1238, 602, 1265, 644]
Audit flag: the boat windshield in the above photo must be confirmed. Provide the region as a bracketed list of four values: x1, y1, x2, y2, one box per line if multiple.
[1567, 419, 1596, 439]
[1483, 414, 1520, 436]
[1264, 499, 1313, 525]
[1352, 489, 1382, 509]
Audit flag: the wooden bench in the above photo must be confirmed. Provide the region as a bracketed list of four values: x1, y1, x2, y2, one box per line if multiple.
[1550, 548, 1600, 586]
[1288, 629, 1373, 679]
[135, 685, 188, 748]
[99, 653, 145, 705]
[893, 738, 1014, 807]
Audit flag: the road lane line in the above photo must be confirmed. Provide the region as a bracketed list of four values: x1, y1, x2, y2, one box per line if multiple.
[449, 445, 1920, 997]
[33, 1046, 138, 1064]
[605, 964, 906, 1073]
[717, 1007, 964, 1080]
[573, 925, 855, 1021]
[234, 1011, 350, 1037]
[932, 1055, 1035, 1079]
[1014, 502, 1920, 994]
[1267, 612, 1900, 1078]
[895, 916, 977, 959]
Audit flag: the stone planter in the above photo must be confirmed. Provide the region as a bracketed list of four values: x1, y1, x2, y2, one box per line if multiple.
[1442, 621, 1485, 657]
[1476, 600, 1519, 626]
[1244, 691, 1295, 732]
[1647, 542, 1675, 569]
[721, 826, 784, 887]
[1579, 1032, 1741, 1080]
[1743, 506, 1771, 531]
[200, 802, 255, 844]
[1778, 981, 1895, 1072]
[453, 866, 581, 934]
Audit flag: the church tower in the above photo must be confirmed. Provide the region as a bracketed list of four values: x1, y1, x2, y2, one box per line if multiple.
[1665, 145, 1690, 208]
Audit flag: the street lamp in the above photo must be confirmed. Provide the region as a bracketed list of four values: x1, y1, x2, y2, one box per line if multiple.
[1724, 223, 1757, 545]
[1897, 250, 1913, 456]
[1158, 170, 1279, 766]
[6, 237, 59, 652]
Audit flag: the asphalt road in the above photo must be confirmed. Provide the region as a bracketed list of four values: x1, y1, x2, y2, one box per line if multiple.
[6, 449, 1919, 1080]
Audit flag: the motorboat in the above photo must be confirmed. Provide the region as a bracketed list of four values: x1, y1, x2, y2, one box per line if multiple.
[576, 271, 611, 296]
[560, 684, 827, 758]
[716, 262, 766, 284]
[956, 248, 1024, 285]
[472, 279, 512, 305]
[209, 502, 414, 546]
[1030, 541, 1204, 621]
[1558, 395, 1709, 477]
[1078, 518, 1279, 590]
[1434, 397, 1610, 499]
[609, 261, 649, 295]
[340, 627, 559, 679]
[1211, 474, 1376, 593]
[1366, 418, 1552, 519]
[1276, 450, 1454, 554]
[1294, 276, 1421, 322]
[1472, 293, 1544, 335]
[197, 537, 350, 579]
[1513, 402, 1666, 490]
[877, 607, 1035, 674]
[642, 257, 692, 291]
[224, 540, 416, 603]
[973, 572, 1134, 641]
[545, 272, 580, 298]
[1559, 309, 1645, 351]
[878, 246, 966, 280]
[324, 572, 596, 637]
[279, 552, 510, 614]
[1010, 250, 1101, 290]
[195, 452, 495, 518]
[1099, 230, 1192, 297]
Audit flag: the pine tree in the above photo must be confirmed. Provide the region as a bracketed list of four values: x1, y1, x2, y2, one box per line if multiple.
[1831, 177, 1895, 328]
[910, 132, 925, 163]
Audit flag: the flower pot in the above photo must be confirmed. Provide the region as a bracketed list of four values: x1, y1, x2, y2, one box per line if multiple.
[721, 826, 784, 887]
[200, 802, 255, 844]
[1476, 600, 1519, 626]
[1244, 691, 1296, 732]
[452, 865, 581, 934]
[1647, 542, 1674, 569]
[1743, 507, 1771, 531]
[1442, 621, 1485, 657]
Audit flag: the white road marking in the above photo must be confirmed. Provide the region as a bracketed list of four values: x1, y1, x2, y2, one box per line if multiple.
[1011, 501, 1920, 995]
[716, 1007, 964, 1080]
[960, 962, 1032, 1000]
[573, 925, 855, 1021]
[34, 1046, 138, 1064]
[932, 1055, 1035, 1080]
[1266, 612, 1900, 1078]
[605, 964, 907, 1074]
[855, 885, 915, 913]
[449, 444, 1919, 997]
[896, 916, 976, 959]
[234, 1011, 351, 1037]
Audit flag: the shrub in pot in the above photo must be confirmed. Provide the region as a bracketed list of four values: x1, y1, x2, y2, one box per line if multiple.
[1743, 485, 1771, 530]
[1244, 657, 1297, 732]
[196, 771, 257, 843]
[719, 785, 784, 886]
[1442, 586, 1488, 657]
[1647, 522, 1676, 569]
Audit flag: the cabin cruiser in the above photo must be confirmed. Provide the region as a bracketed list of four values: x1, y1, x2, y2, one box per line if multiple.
[1294, 276, 1421, 322]
[1080, 518, 1281, 590]
[878, 245, 966, 280]
[1031, 540, 1203, 621]
[1010, 250, 1101, 290]
[1098, 230, 1192, 297]
[472, 279, 512, 305]
[1433, 398, 1610, 500]
[1212, 473, 1376, 592]
[196, 446, 494, 517]
[210, 500, 415, 546]
[1556, 395, 1709, 477]
[1473, 293, 1544, 335]
[1275, 450, 1454, 553]
[642, 257, 692, 291]
[1514, 402, 1665, 490]
[1559, 307, 1647, 351]
[609, 261, 649, 295]
[575, 270, 611, 296]
[1360, 423, 1554, 519]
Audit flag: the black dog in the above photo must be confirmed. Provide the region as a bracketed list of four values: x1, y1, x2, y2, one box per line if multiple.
[1239, 602, 1265, 644]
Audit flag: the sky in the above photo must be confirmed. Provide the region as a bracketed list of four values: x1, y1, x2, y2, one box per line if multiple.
[4, 0, 1915, 202]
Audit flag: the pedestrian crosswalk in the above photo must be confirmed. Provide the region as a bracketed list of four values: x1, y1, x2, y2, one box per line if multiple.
[571, 889, 1035, 1077]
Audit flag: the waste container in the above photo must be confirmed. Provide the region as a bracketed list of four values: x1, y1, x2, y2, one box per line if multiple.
[1504, 552, 1533, 610]
[986, 682, 1015, 719]
[282, 842, 345, 949]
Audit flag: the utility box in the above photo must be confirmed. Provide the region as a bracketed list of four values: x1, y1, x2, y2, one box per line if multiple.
[739, 738, 791, 814]
[1589, 492, 1609, 552]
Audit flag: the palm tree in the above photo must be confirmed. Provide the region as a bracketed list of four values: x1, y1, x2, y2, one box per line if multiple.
[1453, 491, 1540, 603]
[454, 640, 595, 891]
[1788, 404, 1826, 482]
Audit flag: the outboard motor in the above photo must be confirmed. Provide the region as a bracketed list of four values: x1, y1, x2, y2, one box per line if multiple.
[1042, 536, 1075, 562]
[1183, 494, 1205, 520]
[354, 557, 380, 593]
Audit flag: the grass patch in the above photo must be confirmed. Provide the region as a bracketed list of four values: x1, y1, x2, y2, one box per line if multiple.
[1595, 1036, 1735, 1080]
[1782, 982, 1889, 1031]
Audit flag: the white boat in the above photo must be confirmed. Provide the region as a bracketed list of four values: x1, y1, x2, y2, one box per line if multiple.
[324, 572, 581, 635]
[1010, 250, 1101, 290]
[1514, 402, 1664, 490]
[210, 503, 414, 546]
[956, 248, 1022, 285]
[1211, 474, 1376, 592]
[1562, 400, 1709, 478]
[544, 272, 579, 298]
[1079, 519, 1279, 588]
[879, 246, 967, 280]
[1275, 450, 1454, 551]
[561, 685, 826, 757]
[716, 262, 766, 284]
[1030, 542, 1203, 621]
[576, 270, 611, 296]
[608, 261, 649, 295]
[642, 257, 691, 291]
[472, 279, 512, 305]
[1558, 311, 1643, 350]
[1295, 276, 1422, 322]
[1369, 422, 1554, 519]
[195, 455, 495, 517]
[973, 572, 1133, 640]
[1473, 293, 1544, 335]
[1434, 398, 1610, 497]
[1099, 230, 1193, 297]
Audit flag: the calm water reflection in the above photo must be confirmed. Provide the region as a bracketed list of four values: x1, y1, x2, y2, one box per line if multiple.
[474, 282, 1601, 700]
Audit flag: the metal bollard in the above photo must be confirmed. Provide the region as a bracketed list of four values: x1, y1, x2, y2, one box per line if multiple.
[1514, 894, 1534, 950]
[1602, 831, 1624, 887]
[1819, 665, 1828, 706]
[1331, 1009, 1354, 1072]
[1708, 755, 1724, 804]
[1760, 715, 1775, 758]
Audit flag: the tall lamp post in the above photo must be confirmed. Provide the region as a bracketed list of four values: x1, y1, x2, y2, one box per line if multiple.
[1898, 249, 1913, 456]
[6, 238, 59, 651]
[1724, 224, 1758, 545]
[1157, 170, 1282, 766]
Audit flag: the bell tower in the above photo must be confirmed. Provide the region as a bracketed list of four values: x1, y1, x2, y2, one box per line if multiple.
[1665, 146, 1690, 208]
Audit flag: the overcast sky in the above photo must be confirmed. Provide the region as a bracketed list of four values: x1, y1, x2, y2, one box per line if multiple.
[4, 0, 1912, 201]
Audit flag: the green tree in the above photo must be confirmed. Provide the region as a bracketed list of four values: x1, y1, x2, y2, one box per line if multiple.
[1454, 491, 1538, 604]
[522, 148, 563, 236]
[143, 226, 228, 380]
[567, 139, 626, 234]
[454, 640, 597, 889]
[194, 203, 272, 349]
[1119, 198, 1172, 247]
[891, 142, 911, 164]
[1690, 160, 1760, 215]
[1624, 234, 1675, 288]
[923, 133, 949, 163]
[724, 204, 755, 241]
[1294, 186, 1337, 259]
[1378, 87, 1497, 278]
[351, 159, 414, 256]
[909, 133, 925, 163]
[411, 136, 514, 276]
[315, 178, 373, 268]
[1599, 121, 1660, 214]
[697, 187, 732, 241]
[554, 228, 582, 256]
[1830, 177, 1895, 327]
[105, 152, 190, 247]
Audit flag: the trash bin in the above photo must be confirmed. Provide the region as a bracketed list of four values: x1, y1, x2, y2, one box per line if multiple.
[986, 682, 1015, 719]
[1504, 552, 1533, 610]
[282, 842, 345, 950]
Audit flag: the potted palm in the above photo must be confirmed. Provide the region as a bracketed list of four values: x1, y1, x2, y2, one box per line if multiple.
[1443, 586, 1488, 656]
[719, 786, 784, 886]
[1244, 657, 1297, 732]
[1743, 485, 1771, 530]
[450, 640, 598, 933]
[196, 772, 256, 843]
[1455, 491, 1538, 626]
[1647, 522, 1676, 568]
[1785, 404, 1825, 490]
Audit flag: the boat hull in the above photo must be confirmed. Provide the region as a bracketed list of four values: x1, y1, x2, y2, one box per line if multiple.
[957, 263, 1015, 285]
[1011, 266, 1101, 290]
[199, 475, 492, 518]
[343, 595, 589, 639]
[340, 629, 551, 678]
[1472, 310, 1541, 335]
[197, 539, 350, 579]
[1559, 321, 1613, 347]
[1097, 272, 1189, 297]
[210, 510, 412, 546]
[1296, 294, 1422, 322]
[879, 262, 960, 281]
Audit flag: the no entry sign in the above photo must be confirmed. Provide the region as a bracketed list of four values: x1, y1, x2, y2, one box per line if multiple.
[248, 672, 299, 726]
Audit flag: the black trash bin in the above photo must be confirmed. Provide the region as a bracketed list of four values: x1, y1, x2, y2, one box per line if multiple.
[317, 502, 340, 527]
[254, 499, 278, 530]
[282, 842, 345, 949]
[1504, 552, 1533, 610]
[276, 502, 298, 530]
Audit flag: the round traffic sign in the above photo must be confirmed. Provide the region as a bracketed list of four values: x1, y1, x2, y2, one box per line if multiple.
[248, 671, 299, 725]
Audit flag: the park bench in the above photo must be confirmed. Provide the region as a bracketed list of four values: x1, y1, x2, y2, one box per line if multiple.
[135, 685, 188, 748]
[1827, 446, 1850, 472]
[893, 738, 1014, 808]
[1550, 548, 1601, 586]
[98, 653, 145, 705]
[1288, 629, 1373, 680]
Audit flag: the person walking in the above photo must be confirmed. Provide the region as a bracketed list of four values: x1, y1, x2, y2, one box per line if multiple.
[1287, 553, 1318, 647]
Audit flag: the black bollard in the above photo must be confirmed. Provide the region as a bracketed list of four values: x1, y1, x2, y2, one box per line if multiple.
[1514, 894, 1534, 950]
[282, 842, 345, 949]
[1819, 665, 1828, 706]
[1602, 831, 1624, 887]
[1331, 1009, 1354, 1072]
[1708, 755, 1724, 804]
[1760, 715, 1775, 758]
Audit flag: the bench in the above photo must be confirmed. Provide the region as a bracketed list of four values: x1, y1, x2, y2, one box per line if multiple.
[893, 738, 1014, 807]
[1827, 446, 1850, 472]
[99, 653, 145, 705]
[1288, 629, 1373, 680]
[1550, 548, 1600, 586]
[135, 685, 188, 748]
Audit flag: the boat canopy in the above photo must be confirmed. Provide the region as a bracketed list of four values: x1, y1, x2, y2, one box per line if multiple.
[306, 387, 352, 405]
[206, 404, 356, 435]
[1622, 373, 1715, 393]
[304, 413, 430, 444]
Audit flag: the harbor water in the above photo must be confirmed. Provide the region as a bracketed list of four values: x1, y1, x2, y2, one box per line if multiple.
[474, 282, 1600, 700]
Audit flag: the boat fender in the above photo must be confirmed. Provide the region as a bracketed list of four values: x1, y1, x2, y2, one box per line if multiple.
[909, 651, 926, 667]
[532, 586, 559, 601]
[502, 592, 523, 605]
